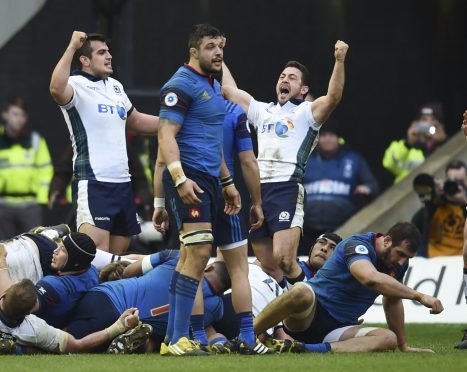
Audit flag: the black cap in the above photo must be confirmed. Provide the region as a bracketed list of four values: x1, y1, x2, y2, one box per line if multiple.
[317, 232, 343, 245]
[61, 232, 96, 272]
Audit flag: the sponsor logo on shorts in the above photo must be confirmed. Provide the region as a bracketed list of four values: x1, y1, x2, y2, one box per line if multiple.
[189, 208, 201, 218]
[94, 216, 111, 221]
[164, 92, 178, 107]
[354, 245, 369, 255]
[278, 211, 290, 222]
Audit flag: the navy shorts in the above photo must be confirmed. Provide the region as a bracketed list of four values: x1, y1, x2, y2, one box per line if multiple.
[66, 291, 120, 351]
[163, 166, 220, 230]
[284, 300, 350, 343]
[214, 191, 247, 249]
[72, 179, 141, 236]
[249, 181, 304, 239]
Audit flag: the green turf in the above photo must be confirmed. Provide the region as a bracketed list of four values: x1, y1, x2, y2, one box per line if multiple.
[1, 324, 466, 372]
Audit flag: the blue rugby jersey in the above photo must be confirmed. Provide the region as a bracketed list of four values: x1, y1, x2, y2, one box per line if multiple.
[309, 232, 408, 324]
[223, 100, 253, 177]
[159, 65, 225, 177]
[92, 256, 223, 336]
[35, 266, 99, 328]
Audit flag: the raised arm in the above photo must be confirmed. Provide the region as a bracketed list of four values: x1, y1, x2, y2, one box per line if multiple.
[311, 40, 349, 124]
[50, 31, 86, 105]
[349, 259, 444, 313]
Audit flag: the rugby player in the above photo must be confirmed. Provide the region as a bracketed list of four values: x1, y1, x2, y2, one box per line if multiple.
[154, 24, 241, 356]
[66, 250, 227, 354]
[222, 41, 349, 287]
[0, 279, 140, 354]
[253, 222, 444, 353]
[50, 31, 159, 254]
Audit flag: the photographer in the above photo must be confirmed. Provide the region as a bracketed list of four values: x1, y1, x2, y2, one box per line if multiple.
[411, 160, 467, 257]
[383, 103, 447, 184]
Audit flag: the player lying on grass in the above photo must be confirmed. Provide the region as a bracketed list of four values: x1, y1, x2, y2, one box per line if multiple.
[253, 222, 444, 353]
[0, 279, 140, 354]
[0, 224, 143, 285]
[62, 250, 228, 354]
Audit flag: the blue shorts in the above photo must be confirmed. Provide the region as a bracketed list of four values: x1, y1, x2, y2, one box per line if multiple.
[214, 190, 247, 249]
[163, 166, 220, 230]
[249, 181, 304, 239]
[284, 299, 349, 343]
[72, 179, 141, 236]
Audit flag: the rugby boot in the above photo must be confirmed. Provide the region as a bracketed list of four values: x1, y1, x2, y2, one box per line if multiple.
[237, 338, 276, 355]
[210, 339, 237, 354]
[269, 338, 306, 353]
[30, 224, 71, 239]
[168, 337, 211, 356]
[0, 332, 16, 355]
[455, 329, 467, 349]
[107, 323, 152, 354]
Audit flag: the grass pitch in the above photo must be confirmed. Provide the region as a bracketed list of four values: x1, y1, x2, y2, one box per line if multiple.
[1, 324, 466, 372]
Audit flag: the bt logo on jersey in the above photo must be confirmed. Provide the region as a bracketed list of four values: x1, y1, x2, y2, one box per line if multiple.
[261, 119, 294, 138]
[97, 104, 127, 120]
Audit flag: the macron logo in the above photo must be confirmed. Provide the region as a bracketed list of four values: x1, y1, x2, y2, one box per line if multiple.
[95, 217, 110, 221]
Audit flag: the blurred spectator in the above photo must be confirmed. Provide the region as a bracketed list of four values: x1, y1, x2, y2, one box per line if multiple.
[383, 103, 447, 183]
[301, 119, 379, 254]
[411, 160, 466, 257]
[0, 97, 53, 239]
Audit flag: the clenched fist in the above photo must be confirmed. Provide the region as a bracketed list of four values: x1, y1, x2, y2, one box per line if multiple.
[68, 31, 87, 51]
[334, 40, 349, 62]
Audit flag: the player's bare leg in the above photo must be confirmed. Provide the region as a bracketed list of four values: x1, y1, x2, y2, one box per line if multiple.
[330, 327, 397, 352]
[273, 227, 303, 282]
[252, 237, 284, 283]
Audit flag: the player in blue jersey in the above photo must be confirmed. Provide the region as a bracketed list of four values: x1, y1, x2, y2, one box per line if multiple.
[153, 24, 242, 356]
[254, 222, 444, 353]
[297, 232, 341, 280]
[50, 31, 159, 255]
[1, 231, 98, 330]
[222, 41, 349, 290]
[65, 250, 227, 354]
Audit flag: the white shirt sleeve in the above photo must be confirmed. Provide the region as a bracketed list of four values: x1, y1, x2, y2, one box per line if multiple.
[120, 85, 133, 112]
[60, 78, 79, 110]
[13, 314, 63, 352]
[246, 98, 263, 129]
[304, 101, 321, 131]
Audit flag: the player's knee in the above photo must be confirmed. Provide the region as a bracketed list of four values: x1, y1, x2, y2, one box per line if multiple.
[381, 330, 398, 351]
[275, 253, 294, 273]
[290, 284, 314, 311]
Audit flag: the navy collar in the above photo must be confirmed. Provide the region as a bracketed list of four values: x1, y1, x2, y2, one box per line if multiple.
[277, 98, 304, 107]
[183, 64, 215, 87]
[71, 69, 104, 82]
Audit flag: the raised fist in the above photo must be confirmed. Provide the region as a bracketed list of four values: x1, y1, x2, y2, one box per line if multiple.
[68, 31, 87, 51]
[334, 40, 349, 62]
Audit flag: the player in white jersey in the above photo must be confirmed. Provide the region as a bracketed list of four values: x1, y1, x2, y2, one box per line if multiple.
[50, 31, 159, 254]
[0, 279, 141, 354]
[222, 41, 349, 286]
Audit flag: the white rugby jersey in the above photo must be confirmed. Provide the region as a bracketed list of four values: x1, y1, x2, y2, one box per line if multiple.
[226, 263, 283, 335]
[59, 72, 132, 183]
[248, 98, 321, 184]
[0, 314, 65, 352]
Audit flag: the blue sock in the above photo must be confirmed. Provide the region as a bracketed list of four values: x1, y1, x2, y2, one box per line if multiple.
[165, 270, 180, 344]
[191, 314, 208, 345]
[305, 342, 331, 353]
[237, 312, 255, 346]
[172, 274, 199, 343]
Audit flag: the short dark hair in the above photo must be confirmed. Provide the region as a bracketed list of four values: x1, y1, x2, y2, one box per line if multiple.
[2, 279, 37, 320]
[284, 60, 311, 87]
[445, 159, 467, 174]
[188, 24, 223, 50]
[3, 97, 28, 113]
[72, 33, 108, 69]
[386, 222, 421, 253]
